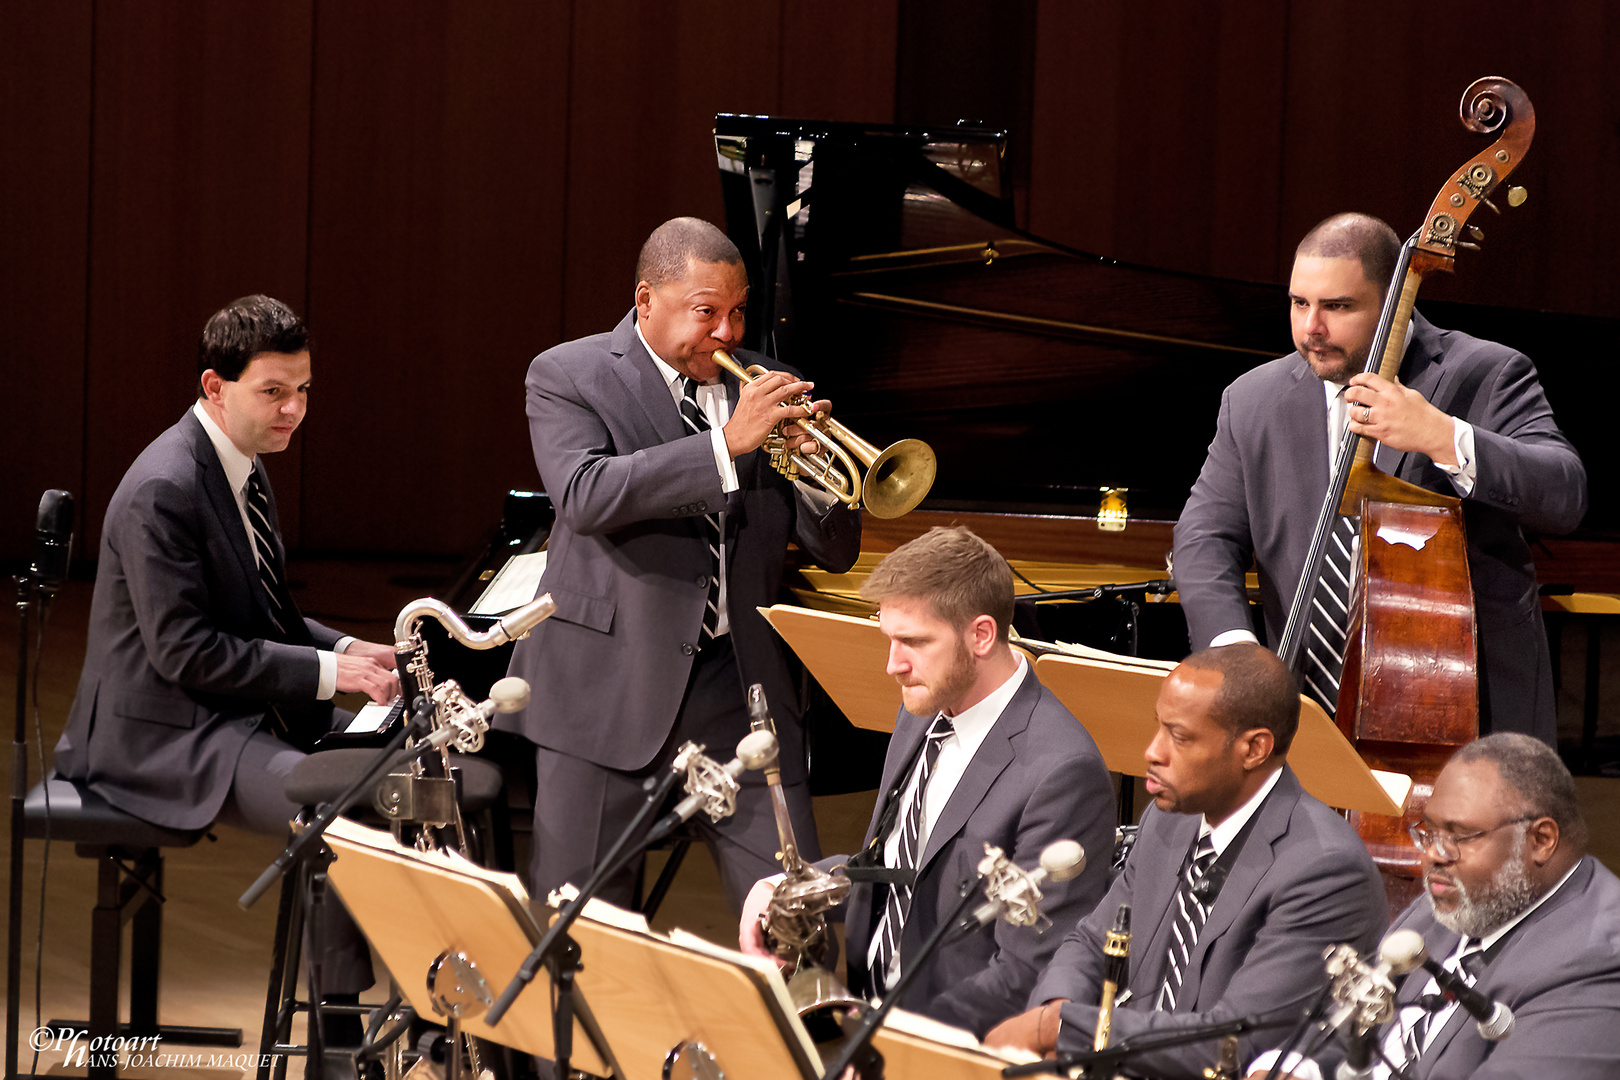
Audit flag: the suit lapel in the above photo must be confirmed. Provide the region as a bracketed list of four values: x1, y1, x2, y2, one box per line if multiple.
[610, 312, 687, 445]
[1382, 312, 1448, 479]
[183, 412, 264, 613]
[916, 673, 1034, 872]
[1282, 358, 1334, 501]
[1179, 767, 1301, 1007]
[1131, 809, 1202, 996]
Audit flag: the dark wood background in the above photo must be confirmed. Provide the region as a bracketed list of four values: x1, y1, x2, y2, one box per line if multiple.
[4, 0, 1615, 563]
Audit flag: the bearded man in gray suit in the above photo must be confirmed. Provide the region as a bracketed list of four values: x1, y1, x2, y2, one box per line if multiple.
[1172, 213, 1586, 744]
[986, 644, 1385, 1080]
[738, 526, 1115, 1038]
[501, 218, 861, 910]
[54, 294, 400, 999]
[1252, 733, 1620, 1080]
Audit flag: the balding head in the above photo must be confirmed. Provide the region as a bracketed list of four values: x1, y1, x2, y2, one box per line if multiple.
[634, 217, 743, 292]
[1295, 213, 1402, 295]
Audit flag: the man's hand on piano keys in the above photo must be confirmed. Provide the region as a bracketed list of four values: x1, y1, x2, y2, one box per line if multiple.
[335, 648, 400, 704]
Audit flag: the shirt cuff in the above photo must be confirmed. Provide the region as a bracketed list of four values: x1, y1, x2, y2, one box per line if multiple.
[710, 427, 740, 493]
[1246, 1049, 1322, 1080]
[316, 650, 336, 700]
[1210, 628, 1260, 647]
[1434, 417, 1476, 495]
[335, 636, 355, 654]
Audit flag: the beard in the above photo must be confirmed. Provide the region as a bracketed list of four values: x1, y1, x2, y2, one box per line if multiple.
[1427, 828, 1540, 938]
[899, 638, 977, 718]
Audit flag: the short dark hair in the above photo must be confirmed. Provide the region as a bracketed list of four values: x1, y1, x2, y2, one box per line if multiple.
[1179, 643, 1301, 755]
[634, 217, 742, 290]
[1296, 213, 1402, 295]
[859, 526, 1015, 642]
[1450, 733, 1588, 850]
[197, 295, 309, 386]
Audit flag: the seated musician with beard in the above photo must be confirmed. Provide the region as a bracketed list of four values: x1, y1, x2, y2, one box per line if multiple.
[1251, 733, 1620, 1080]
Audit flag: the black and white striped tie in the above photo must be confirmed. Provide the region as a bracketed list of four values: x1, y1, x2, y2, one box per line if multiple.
[244, 469, 293, 636]
[1301, 513, 1359, 716]
[1401, 938, 1484, 1065]
[679, 378, 723, 643]
[870, 713, 954, 988]
[1157, 833, 1218, 1011]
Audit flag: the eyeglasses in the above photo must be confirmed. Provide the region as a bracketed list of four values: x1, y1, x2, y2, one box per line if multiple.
[1407, 815, 1535, 861]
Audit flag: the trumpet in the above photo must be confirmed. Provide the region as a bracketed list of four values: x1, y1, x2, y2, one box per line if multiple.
[711, 349, 937, 519]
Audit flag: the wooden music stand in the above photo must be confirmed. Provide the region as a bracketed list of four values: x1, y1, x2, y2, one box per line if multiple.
[1032, 653, 1408, 816]
[320, 817, 616, 1076]
[761, 603, 1406, 816]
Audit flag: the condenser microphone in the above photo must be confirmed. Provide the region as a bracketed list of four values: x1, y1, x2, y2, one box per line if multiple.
[1389, 929, 1515, 1042]
[644, 730, 776, 844]
[30, 489, 74, 595]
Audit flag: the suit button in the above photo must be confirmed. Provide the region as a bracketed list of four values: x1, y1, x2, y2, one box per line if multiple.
[696, 575, 709, 588]
[681, 643, 696, 656]
[696, 501, 708, 512]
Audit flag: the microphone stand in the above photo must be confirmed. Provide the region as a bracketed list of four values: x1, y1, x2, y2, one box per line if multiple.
[819, 874, 985, 1080]
[483, 764, 684, 1075]
[6, 567, 46, 1080]
[239, 696, 445, 909]
[1003, 1011, 1297, 1079]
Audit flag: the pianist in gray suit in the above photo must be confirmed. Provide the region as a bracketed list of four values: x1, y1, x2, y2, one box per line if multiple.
[54, 295, 400, 996]
[501, 218, 861, 910]
[986, 644, 1385, 1080]
[1254, 734, 1620, 1080]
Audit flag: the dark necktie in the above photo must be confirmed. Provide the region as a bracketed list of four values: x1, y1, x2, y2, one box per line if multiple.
[679, 378, 723, 644]
[870, 713, 954, 988]
[245, 469, 294, 637]
[1301, 389, 1358, 716]
[1402, 937, 1485, 1066]
[1157, 832, 1218, 1011]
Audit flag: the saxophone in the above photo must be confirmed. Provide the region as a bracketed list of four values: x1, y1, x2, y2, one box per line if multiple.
[746, 685, 864, 1035]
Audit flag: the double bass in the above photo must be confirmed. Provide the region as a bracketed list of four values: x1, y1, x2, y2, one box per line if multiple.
[1276, 77, 1536, 906]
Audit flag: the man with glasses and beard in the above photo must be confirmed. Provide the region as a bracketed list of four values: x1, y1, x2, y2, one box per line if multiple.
[1251, 733, 1620, 1079]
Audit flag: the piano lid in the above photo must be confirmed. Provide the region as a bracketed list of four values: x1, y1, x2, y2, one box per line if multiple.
[715, 113, 1294, 523]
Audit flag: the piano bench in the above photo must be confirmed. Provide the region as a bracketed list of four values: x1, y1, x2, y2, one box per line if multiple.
[22, 778, 244, 1080]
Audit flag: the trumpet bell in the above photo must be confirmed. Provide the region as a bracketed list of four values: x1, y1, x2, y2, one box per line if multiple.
[862, 437, 938, 520]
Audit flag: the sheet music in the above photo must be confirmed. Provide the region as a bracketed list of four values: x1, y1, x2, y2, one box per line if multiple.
[471, 551, 548, 615]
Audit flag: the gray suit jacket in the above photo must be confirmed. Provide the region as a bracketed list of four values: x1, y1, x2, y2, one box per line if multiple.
[1173, 313, 1586, 739]
[500, 312, 861, 780]
[833, 669, 1114, 1038]
[1030, 765, 1385, 1080]
[1382, 855, 1620, 1080]
[54, 410, 340, 829]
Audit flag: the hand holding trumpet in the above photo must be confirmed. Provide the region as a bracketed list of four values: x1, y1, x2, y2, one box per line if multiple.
[722, 368, 830, 460]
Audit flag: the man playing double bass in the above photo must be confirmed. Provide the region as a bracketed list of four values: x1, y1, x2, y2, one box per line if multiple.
[1172, 212, 1586, 745]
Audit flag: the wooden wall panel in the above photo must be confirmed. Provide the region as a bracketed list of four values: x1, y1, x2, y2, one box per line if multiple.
[1279, 2, 1620, 317]
[559, 0, 784, 343]
[300, 1, 572, 555]
[1027, 1, 1290, 285]
[0, 3, 92, 562]
[779, 0, 898, 123]
[82, 1, 313, 552]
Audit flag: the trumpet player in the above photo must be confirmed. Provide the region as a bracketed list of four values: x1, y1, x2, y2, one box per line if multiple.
[740, 526, 1114, 1037]
[500, 217, 861, 911]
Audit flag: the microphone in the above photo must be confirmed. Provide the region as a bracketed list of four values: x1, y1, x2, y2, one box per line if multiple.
[30, 489, 74, 595]
[959, 839, 1085, 931]
[422, 676, 531, 753]
[645, 731, 776, 844]
[1323, 933, 1424, 1080]
[1392, 929, 1514, 1041]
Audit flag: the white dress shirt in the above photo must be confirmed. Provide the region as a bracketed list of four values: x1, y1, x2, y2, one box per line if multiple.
[637, 323, 740, 637]
[867, 655, 1032, 983]
[191, 401, 346, 698]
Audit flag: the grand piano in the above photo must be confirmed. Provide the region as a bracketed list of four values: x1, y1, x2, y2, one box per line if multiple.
[439, 114, 1615, 854]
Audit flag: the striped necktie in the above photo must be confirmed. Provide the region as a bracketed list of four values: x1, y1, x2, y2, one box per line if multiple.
[679, 377, 723, 644]
[1401, 938, 1485, 1067]
[1301, 386, 1358, 716]
[1157, 832, 1218, 1011]
[870, 713, 954, 988]
[244, 469, 294, 637]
